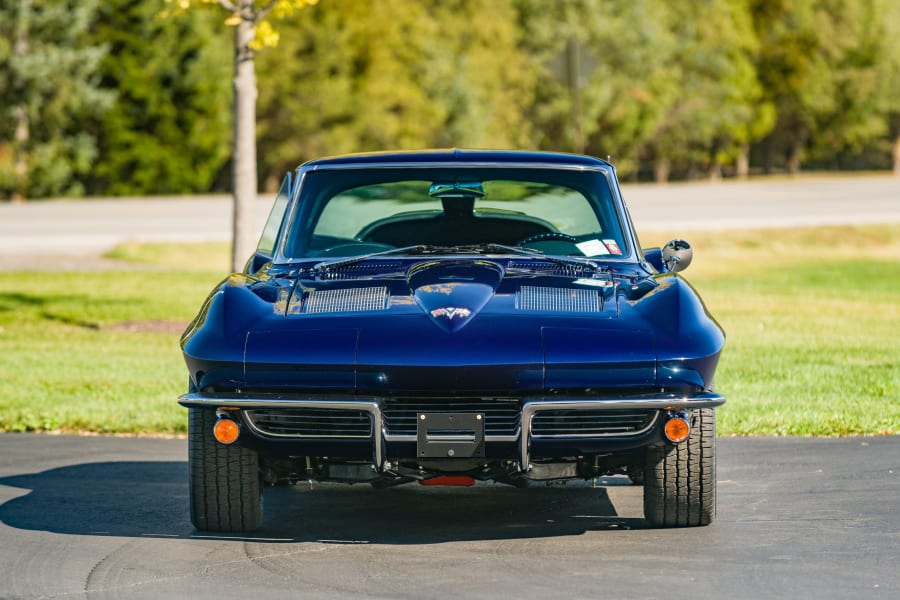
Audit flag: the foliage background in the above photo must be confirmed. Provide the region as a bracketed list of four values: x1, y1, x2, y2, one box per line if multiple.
[1, 0, 900, 200]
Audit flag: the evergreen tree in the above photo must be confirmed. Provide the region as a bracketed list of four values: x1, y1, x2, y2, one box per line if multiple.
[87, 0, 232, 195]
[0, 0, 113, 200]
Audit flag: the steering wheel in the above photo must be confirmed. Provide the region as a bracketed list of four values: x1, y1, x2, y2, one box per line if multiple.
[516, 232, 579, 246]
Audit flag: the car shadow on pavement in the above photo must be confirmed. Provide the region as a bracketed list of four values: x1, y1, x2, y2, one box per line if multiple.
[0, 460, 648, 543]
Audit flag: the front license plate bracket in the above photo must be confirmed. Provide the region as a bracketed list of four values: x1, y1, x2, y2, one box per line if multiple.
[416, 413, 485, 459]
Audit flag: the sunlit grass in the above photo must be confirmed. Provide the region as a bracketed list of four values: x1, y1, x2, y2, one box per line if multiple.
[0, 224, 897, 436]
[644, 225, 900, 436]
[0, 269, 226, 435]
[104, 241, 231, 272]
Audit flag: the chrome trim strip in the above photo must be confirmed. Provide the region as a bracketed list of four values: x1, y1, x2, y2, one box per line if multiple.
[179, 393, 384, 468]
[384, 433, 520, 443]
[303, 161, 612, 173]
[530, 411, 660, 440]
[243, 410, 373, 440]
[179, 390, 724, 474]
[519, 392, 725, 470]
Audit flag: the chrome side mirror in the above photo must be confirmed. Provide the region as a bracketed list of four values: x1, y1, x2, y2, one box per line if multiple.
[662, 239, 693, 272]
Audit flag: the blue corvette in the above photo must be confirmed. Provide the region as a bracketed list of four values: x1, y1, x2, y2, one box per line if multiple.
[180, 150, 725, 532]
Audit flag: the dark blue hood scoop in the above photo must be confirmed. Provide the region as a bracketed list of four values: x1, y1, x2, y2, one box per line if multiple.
[408, 260, 503, 333]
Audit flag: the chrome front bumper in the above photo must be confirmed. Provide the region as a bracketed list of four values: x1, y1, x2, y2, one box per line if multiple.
[179, 391, 725, 473]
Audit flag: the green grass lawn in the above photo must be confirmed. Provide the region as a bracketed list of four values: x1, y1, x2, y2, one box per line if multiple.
[642, 225, 900, 436]
[0, 265, 224, 435]
[0, 226, 897, 436]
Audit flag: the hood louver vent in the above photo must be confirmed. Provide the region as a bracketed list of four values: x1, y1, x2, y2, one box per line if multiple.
[319, 262, 404, 280]
[304, 286, 389, 313]
[516, 285, 601, 313]
[507, 261, 587, 276]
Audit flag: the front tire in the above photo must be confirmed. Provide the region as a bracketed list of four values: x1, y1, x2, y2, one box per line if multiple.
[188, 407, 263, 532]
[643, 408, 716, 527]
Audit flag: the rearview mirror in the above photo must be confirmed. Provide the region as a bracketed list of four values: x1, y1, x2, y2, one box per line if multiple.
[428, 181, 485, 198]
[662, 239, 692, 272]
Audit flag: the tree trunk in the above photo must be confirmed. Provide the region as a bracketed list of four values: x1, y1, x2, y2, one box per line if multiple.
[762, 135, 774, 175]
[786, 145, 801, 174]
[707, 151, 721, 181]
[736, 144, 749, 179]
[566, 39, 585, 155]
[787, 131, 807, 175]
[12, 0, 31, 203]
[13, 110, 29, 204]
[654, 158, 670, 183]
[893, 135, 900, 176]
[231, 12, 258, 273]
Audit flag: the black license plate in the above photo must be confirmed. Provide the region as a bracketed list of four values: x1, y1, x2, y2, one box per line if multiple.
[416, 412, 485, 459]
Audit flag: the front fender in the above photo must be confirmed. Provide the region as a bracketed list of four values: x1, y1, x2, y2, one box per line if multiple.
[182, 275, 280, 390]
[623, 274, 725, 390]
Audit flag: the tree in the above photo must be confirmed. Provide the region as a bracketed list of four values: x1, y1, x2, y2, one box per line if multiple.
[643, 0, 772, 181]
[88, 0, 232, 195]
[750, 0, 890, 173]
[163, 0, 317, 272]
[0, 0, 113, 200]
[572, 0, 684, 176]
[255, 0, 446, 176]
[515, 0, 690, 178]
[848, 0, 900, 175]
[883, 1, 900, 174]
[799, 0, 890, 169]
[254, 0, 535, 183]
[421, 0, 536, 151]
[515, 0, 600, 156]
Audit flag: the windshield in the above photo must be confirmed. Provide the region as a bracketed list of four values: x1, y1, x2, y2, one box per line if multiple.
[283, 167, 626, 260]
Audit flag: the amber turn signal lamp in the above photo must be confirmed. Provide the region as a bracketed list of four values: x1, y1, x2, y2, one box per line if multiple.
[213, 418, 240, 445]
[664, 413, 690, 443]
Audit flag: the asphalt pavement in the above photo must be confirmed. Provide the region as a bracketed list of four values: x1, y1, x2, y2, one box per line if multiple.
[0, 434, 897, 599]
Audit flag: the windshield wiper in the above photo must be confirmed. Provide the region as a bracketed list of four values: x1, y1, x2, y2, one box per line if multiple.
[467, 243, 605, 274]
[306, 245, 429, 275]
[302, 243, 605, 277]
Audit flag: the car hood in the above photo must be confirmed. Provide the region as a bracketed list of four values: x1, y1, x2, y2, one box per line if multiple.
[183, 259, 724, 394]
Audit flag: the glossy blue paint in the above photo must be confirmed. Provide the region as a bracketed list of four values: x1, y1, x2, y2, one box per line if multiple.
[244, 328, 358, 389]
[410, 260, 502, 333]
[180, 150, 725, 481]
[183, 266, 721, 393]
[542, 327, 656, 389]
[301, 149, 614, 170]
[355, 314, 545, 393]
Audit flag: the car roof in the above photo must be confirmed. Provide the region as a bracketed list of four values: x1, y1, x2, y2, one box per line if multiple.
[298, 149, 613, 171]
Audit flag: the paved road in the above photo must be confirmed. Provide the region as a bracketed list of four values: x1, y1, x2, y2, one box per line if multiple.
[0, 434, 897, 599]
[1, 175, 899, 258]
[0, 195, 263, 256]
[622, 174, 900, 230]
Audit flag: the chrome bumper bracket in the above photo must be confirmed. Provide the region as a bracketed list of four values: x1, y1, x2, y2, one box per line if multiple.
[179, 391, 725, 475]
